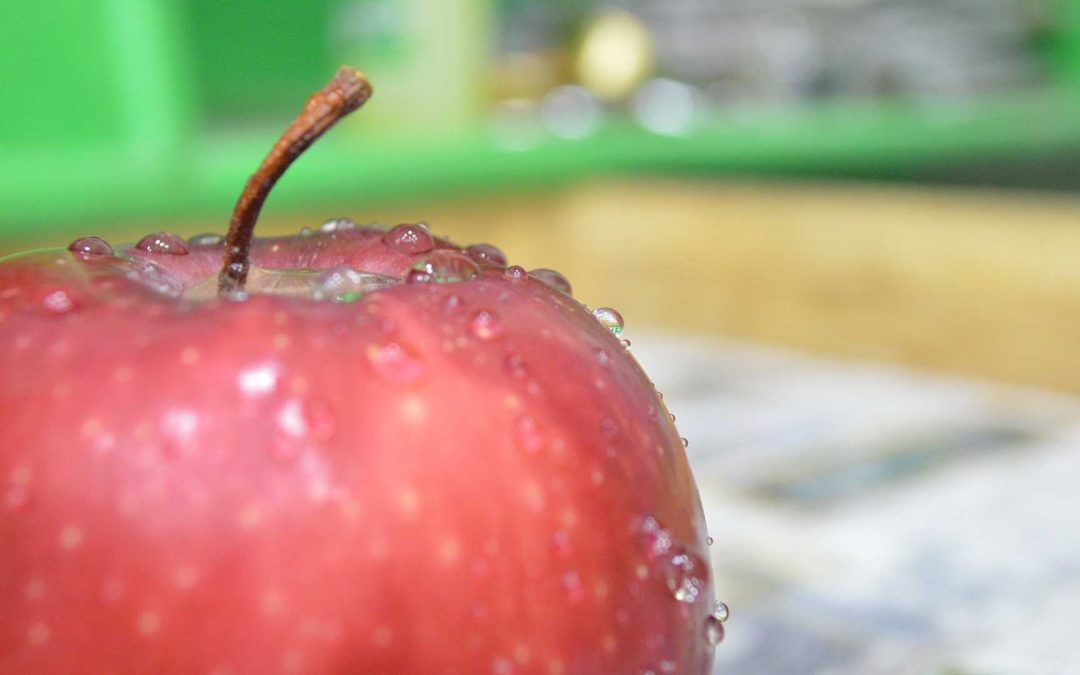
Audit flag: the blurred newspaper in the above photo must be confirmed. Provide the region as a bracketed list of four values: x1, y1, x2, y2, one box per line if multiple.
[633, 334, 1080, 675]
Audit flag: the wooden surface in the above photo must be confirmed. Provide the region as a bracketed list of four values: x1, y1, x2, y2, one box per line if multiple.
[5, 179, 1080, 392]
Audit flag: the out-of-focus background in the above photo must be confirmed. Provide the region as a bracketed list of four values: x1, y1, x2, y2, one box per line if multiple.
[2, 1, 1079, 673]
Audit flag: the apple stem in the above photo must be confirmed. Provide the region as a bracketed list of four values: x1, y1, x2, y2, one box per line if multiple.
[217, 67, 373, 297]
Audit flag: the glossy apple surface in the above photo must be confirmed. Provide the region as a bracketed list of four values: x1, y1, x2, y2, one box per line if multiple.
[0, 226, 718, 674]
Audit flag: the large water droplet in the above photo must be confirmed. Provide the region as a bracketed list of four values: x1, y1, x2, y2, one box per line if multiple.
[321, 218, 356, 232]
[469, 310, 503, 340]
[366, 342, 424, 384]
[383, 223, 435, 255]
[313, 266, 397, 302]
[704, 615, 726, 647]
[135, 232, 189, 255]
[68, 237, 113, 258]
[712, 600, 729, 623]
[529, 268, 572, 295]
[187, 233, 223, 246]
[413, 251, 479, 283]
[464, 243, 508, 267]
[592, 307, 624, 336]
[660, 547, 709, 604]
[504, 266, 528, 282]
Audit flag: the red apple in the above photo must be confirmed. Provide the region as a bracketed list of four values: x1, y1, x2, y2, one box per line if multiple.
[0, 68, 722, 674]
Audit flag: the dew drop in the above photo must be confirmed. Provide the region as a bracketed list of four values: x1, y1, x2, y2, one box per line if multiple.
[660, 547, 709, 604]
[383, 223, 435, 255]
[712, 600, 729, 623]
[406, 269, 433, 284]
[592, 307, 624, 336]
[313, 266, 397, 302]
[135, 232, 189, 255]
[464, 243, 508, 267]
[68, 236, 113, 258]
[300, 226, 314, 237]
[681, 437, 689, 448]
[704, 615, 726, 647]
[706, 536, 714, 547]
[469, 310, 503, 340]
[321, 218, 356, 232]
[529, 268, 572, 295]
[639, 516, 674, 560]
[366, 342, 424, 384]
[186, 233, 223, 246]
[504, 265, 528, 282]
[669, 413, 676, 421]
[412, 251, 480, 283]
[621, 338, 632, 349]
[595, 348, 611, 367]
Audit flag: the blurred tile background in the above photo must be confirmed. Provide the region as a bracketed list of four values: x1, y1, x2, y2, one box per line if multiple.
[2, 1, 1080, 673]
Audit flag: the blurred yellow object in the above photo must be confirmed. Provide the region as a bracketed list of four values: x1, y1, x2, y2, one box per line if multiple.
[575, 10, 655, 102]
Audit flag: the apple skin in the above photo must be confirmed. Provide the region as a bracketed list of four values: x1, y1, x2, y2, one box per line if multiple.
[0, 227, 715, 674]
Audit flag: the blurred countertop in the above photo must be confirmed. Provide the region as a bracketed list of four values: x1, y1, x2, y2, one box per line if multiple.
[4, 178, 1080, 392]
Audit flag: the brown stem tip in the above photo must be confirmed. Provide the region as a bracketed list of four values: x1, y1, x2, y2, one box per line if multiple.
[217, 66, 373, 297]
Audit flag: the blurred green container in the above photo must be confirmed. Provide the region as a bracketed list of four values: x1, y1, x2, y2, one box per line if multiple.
[1, 0, 1080, 237]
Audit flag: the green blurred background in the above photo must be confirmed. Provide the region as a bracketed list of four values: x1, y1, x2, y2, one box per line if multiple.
[2, 0, 1080, 392]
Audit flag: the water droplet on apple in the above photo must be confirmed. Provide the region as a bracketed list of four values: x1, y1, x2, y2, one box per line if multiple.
[620, 338, 632, 349]
[704, 614, 726, 647]
[706, 536, 714, 546]
[187, 233, 223, 246]
[595, 348, 611, 367]
[529, 268, 572, 295]
[68, 237, 113, 258]
[639, 516, 674, 560]
[712, 600, 729, 623]
[504, 265, 528, 282]
[384, 223, 435, 255]
[464, 243, 508, 267]
[412, 251, 479, 283]
[300, 226, 314, 237]
[681, 437, 689, 448]
[321, 218, 356, 232]
[660, 547, 709, 604]
[469, 310, 503, 340]
[313, 266, 397, 302]
[406, 269, 433, 284]
[592, 307, 624, 336]
[367, 342, 424, 384]
[515, 415, 543, 453]
[669, 413, 676, 421]
[135, 232, 189, 255]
